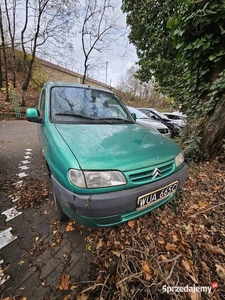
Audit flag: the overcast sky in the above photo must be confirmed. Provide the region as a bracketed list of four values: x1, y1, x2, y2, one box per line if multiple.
[62, 0, 138, 87]
[30, 0, 138, 87]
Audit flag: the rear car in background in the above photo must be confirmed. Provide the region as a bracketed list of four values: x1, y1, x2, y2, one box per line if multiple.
[127, 106, 171, 138]
[138, 108, 181, 138]
[163, 112, 187, 128]
[26, 82, 188, 228]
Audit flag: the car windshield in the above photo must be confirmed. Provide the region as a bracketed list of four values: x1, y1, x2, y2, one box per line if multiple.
[127, 106, 149, 119]
[50, 86, 134, 124]
[141, 109, 170, 121]
[152, 110, 170, 120]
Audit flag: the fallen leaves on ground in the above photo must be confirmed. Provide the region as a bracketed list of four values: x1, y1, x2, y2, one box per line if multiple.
[6, 177, 50, 210]
[81, 156, 225, 299]
[58, 274, 71, 291]
[2, 155, 225, 300]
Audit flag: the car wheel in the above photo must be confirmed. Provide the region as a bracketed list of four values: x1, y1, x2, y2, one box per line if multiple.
[170, 129, 175, 138]
[167, 126, 175, 138]
[52, 186, 68, 221]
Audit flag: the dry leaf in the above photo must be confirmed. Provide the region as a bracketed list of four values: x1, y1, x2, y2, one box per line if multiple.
[63, 295, 72, 300]
[199, 201, 207, 207]
[181, 260, 198, 283]
[142, 260, 151, 274]
[215, 264, 225, 280]
[66, 222, 75, 232]
[157, 237, 165, 244]
[96, 239, 103, 251]
[76, 293, 89, 300]
[181, 259, 192, 273]
[58, 274, 70, 291]
[128, 220, 135, 228]
[165, 243, 177, 251]
[141, 260, 152, 280]
[190, 204, 199, 209]
[207, 244, 225, 256]
[188, 273, 198, 284]
[41, 279, 46, 286]
[171, 234, 178, 243]
[112, 250, 121, 257]
[200, 261, 210, 272]
[214, 184, 221, 190]
[114, 240, 121, 246]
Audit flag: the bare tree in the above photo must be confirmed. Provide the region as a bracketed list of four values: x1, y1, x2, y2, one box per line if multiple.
[4, 0, 17, 87]
[0, 0, 78, 105]
[0, 4, 9, 101]
[116, 66, 169, 108]
[20, 0, 78, 105]
[79, 0, 127, 83]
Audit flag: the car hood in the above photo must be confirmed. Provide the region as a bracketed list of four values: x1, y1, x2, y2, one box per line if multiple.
[54, 123, 180, 171]
[137, 118, 167, 129]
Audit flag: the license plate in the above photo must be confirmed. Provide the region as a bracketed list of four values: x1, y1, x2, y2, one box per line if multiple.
[137, 181, 178, 210]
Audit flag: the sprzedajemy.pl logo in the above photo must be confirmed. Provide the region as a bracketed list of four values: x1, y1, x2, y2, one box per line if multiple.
[162, 282, 219, 294]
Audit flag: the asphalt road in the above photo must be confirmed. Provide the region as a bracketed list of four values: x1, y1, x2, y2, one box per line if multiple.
[0, 120, 92, 299]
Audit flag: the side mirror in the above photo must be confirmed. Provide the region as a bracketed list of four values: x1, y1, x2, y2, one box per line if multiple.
[131, 113, 137, 121]
[26, 108, 43, 124]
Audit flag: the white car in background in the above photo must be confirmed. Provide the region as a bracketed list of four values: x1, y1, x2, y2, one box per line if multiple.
[127, 106, 171, 138]
[163, 112, 187, 128]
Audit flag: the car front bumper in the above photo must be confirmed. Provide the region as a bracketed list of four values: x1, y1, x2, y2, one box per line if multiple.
[51, 163, 188, 228]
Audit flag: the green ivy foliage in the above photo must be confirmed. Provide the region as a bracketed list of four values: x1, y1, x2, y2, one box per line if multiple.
[122, 0, 225, 159]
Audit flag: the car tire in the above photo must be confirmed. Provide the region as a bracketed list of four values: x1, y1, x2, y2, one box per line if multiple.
[167, 126, 175, 138]
[52, 186, 68, 221]
[170, 129, 175, 138]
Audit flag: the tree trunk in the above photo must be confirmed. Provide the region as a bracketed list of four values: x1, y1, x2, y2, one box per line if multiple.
[201, 95, 225, 158]
[0, 48, 2, 88]
[0, 5, 9, 101]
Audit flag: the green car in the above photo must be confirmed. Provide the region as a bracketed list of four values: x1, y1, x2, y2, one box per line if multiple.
[26, 82, 188, 228]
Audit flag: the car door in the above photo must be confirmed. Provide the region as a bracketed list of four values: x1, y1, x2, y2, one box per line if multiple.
[37, 88, 48, 159]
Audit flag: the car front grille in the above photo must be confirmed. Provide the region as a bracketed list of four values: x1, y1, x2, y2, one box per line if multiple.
[129, 163, 174, 184]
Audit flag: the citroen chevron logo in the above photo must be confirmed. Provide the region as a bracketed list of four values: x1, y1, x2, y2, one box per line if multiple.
[152, 168, 161, 179]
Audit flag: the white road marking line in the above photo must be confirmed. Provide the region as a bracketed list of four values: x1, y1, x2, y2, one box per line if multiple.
[16, 172, 28, 178]
[8, 195, 20, 202]
[0, 227, 17, 250]
[18, 165, 30, 170]
[24, 156, 31, 159]
[12, 180, 23, 187]
[25, 148, 32, 151]
[1, 207, 22, 222]
[21, 160, 30, 164]
[0, 259, 10, 285]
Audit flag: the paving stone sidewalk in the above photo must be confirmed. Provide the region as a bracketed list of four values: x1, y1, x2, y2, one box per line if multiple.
[0, 120, 92, 299]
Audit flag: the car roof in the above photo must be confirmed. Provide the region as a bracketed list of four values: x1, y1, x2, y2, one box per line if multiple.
[164, 112, 187, 117]
[42, 81, 113, 94]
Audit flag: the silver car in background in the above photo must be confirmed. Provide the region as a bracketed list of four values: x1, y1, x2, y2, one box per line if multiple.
[163, 112, 187, 128]
[127, 106, 171, 138]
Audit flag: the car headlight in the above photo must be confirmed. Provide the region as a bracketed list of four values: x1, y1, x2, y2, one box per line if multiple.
[68, 169, 127, 188]
[175, 152, 184, 167]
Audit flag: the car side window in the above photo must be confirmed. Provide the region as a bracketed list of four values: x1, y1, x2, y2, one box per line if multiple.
[40, 90, 46, 117]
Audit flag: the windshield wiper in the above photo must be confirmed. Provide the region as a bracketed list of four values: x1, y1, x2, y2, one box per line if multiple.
[55, 113, 97, 120]
[101, 117, 134, 123]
